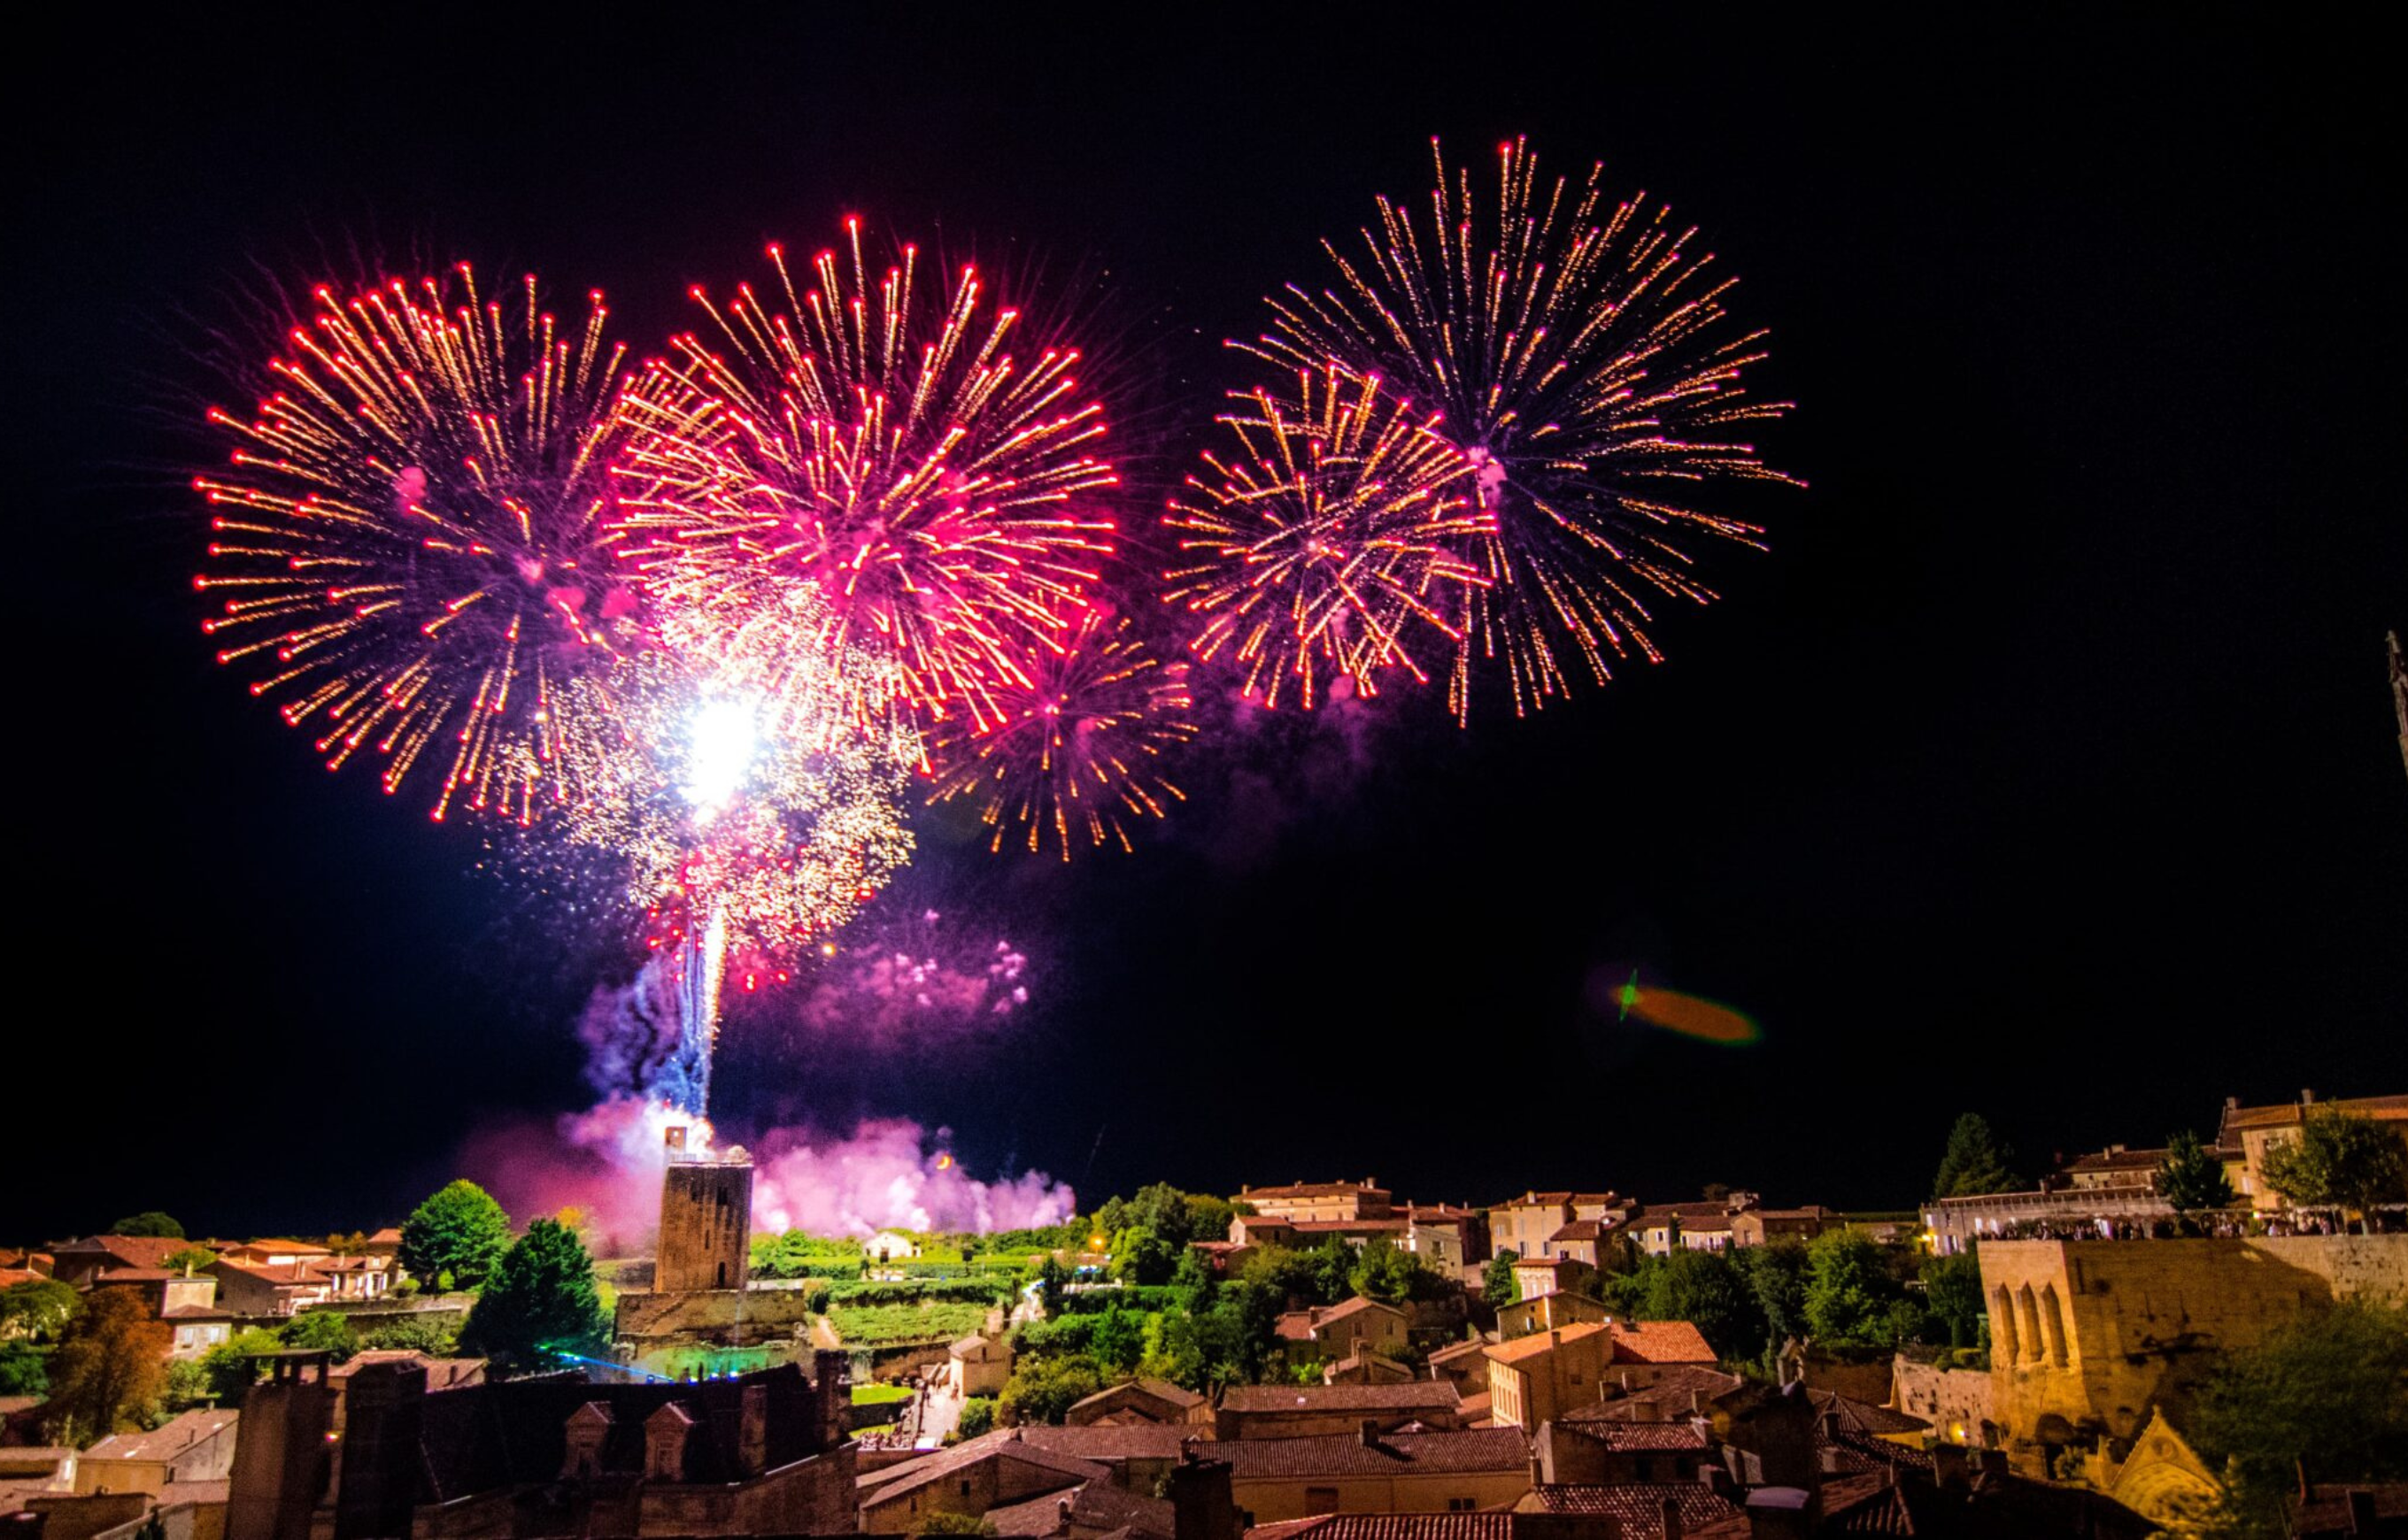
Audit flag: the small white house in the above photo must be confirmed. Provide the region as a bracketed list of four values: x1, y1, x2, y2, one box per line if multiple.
[866, 1231, 922, 1265]
[948, 1333, 1013, 1398]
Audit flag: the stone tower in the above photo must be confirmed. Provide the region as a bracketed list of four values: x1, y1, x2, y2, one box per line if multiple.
[656, 1132, 752, 1293]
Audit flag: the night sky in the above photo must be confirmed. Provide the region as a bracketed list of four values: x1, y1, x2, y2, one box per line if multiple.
[12, 13, 2402, 1243]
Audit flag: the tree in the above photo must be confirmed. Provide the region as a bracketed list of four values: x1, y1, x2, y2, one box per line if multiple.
[1199, 1278, 1280, 1386]
[1920, 1250, 1986, 1350]
[2260, 1109, 2408, 1227]
[399, 1180, 513, 1290]
[459, 1218, 606, 1370]
[2191, 1302, 2408, 1536]
[1090, 1307, 1144, 1374]
[110, 1213, 185, 1239]
[1140, 1309, 1208, 1389]
[44, 1288, 169, 1443]
[1932, 1114, 2019, 1199]
[1110, 1225, 1178, 1286]
[1169, 1246, 1216, 1313]
[956, 1396, 997, 1437]
[0, 1343, 48, 1396]
[998, 1353, 1102, 1425]
[1, 1278, 81, 1341]
[1036, 1254, 1069, 1316]
[162, 1247, 219, 1275]
[1639, 1249, 1761, 1360]
[908, 1514, 997, 1536]
[199, 1327, 284, 1405]
[1740, 1240, 1811, 1351]
[1803, 1230, 1898, 1349]
[1348, 1239, 1433, 1305]
[1482, 1250, 1521, 1307]
[361, 1314, 460, 1356]
[1304, 1238, 1355, 1306]
[2157, 1129, 2235, 1224]
[279, 1308, 359, 1360]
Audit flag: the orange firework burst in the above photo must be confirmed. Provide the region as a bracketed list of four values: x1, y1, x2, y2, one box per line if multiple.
[195, 266, 640, 822]
[614, 220, 1120, 733]
[1247, 138, 1800, 719]
[1164, 364, 1487, 709]
[925, 611, 1196, 858]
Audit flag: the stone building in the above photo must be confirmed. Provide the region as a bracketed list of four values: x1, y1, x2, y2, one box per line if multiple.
[1236, 1182, 1394, 1224]
[656, 1136, 752, 1294]
[1977, 1235, 2408, 1475]
[2217, 1090, 2408, 1211]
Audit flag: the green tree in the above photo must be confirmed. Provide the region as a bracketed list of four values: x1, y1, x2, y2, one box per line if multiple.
[1183, 1193, 1237, 1244]
[1090, 1307, 1145, 1374]
[1169, 1246, 1216, 1313]
[161, 1247, 219, 1275]
[1638, 1249, 1761, 1359]
[1122, 1184, 1198, 1248]
[459, 1218, 607, 1370]
[360, 1314, 460, 1355]
[1803, 1230, 1897, 1349]
[1036, 1254, 1069, 1316]
[2157, 1129, 2235, 1226]
[110, 1213, 185, 1239]
[1348, 1239, 1432, 1305]
[399, 1180, 513, 1290]
[1199, 1278, 1280, 1385]
[1, 1278, 81, 1341]
[198, 1328, 283, 1405]
[1932, 1114, 2019, 1198]
[1920, 1250, 1986, 1350]
[0, 1343, 48, 1396]
[955, 1396, 997, 1437]
[1111, 1225, 1178, 1286]
[908, 1514, 998, 1536]
[1740, 1240, 1811, 1350]
[44, 1288, 169, 1443]
[1482, 1249, 1521, 1307]
[1139, 1309, 1208, 1389]
[1304, 1238, 1355, 1306]
[998, 1353, 1102, 1425]
[278, 1308, 359, 1361]
[2192, 1302, 2408, 1536]
[2260, 1109, 2408, 1227]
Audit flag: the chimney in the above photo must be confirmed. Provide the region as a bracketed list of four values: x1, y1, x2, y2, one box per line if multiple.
[1635, 1399, 1663, 1424]
[1058, 1498, 1075, 1522]
[2303, 1088, 2317, 1105]
[1169, 1456, 1239, 1540]
[1743, 1487, 1813, 1540]
[1818, 1447, 1842, 1475]
[814, 1350, 852, 1449]
[1932, 1444, 1970, 1492]
[645, 1403, 695, 1482]
[1358, 1419, 1380, 1447]
[1661, 1495, 1685, 1540]
[738, 1382, 769, 1476]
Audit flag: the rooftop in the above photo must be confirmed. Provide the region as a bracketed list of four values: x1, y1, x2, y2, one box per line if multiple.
[83, 1409, 237, 1464]
[1196, 1427, 1531, 1480]
[1219, 1382, 1461, 1415]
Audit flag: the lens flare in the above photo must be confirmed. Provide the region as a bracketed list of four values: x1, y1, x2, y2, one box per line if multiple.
[196, 266, 640, 822]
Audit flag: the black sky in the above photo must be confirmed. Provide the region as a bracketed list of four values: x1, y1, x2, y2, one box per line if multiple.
[9, 12, 2403, 1243]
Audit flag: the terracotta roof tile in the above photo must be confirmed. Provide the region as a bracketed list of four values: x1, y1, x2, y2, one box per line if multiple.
[1527, 1483, 1745, 1537]
[1219, 1382, 1460, 1414]
[1198, 1428, 1530, 1480]
[1246, 1519, 1524, 1540]
[1486, 1323, 1610, 1366]
[1609, 1322, 1717, 1365]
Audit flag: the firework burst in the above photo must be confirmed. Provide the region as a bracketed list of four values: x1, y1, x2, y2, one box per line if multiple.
[1246, 138, 1799, 719]
[925, 611, 1195, 858]
[1165, 364, 1486, 709]
[614, 220, 1121, 733]
[195, 266, 640, 821]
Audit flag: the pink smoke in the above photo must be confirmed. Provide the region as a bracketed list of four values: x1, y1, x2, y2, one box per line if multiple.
[463, 1097, 1073, 1254]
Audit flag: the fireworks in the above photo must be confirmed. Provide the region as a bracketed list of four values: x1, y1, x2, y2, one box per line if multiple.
[613, 221, 1121, 734]
[1243, 138, 1798, 719]
[1166, 364, 1486, 710]
[196, 267, 639, 821]
[925, 611, 1195, 857]
[552, 641, 919, 966]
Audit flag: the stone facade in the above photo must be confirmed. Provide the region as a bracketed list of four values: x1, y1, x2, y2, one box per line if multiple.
[1889, 1356, 1995, 1448]
[656, 1149, 753, 1295]
[1977, 1236, 2408, 1474]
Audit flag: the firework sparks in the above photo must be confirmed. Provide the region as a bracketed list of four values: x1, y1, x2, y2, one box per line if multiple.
[195, 267, 640, 821]
[1165, 364, 1486, 710]
[613, 220, 1121, 734]
[925, 611, 1195, 858]
[1246, 138, 1799, 719]
[552, 642, 918, 967]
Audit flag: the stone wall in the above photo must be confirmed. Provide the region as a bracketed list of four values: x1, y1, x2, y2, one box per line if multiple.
[1891, 1355, 1995, 1446]
[1978, 1235, 2408, 1474]
[615, 1286, 819, 1343]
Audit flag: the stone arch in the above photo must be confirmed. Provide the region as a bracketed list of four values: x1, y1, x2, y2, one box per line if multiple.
[2039, 1282, 2070, 1367]
[2017, 1284, 2043, 1365]
[1990, 1284, 2020, 1363]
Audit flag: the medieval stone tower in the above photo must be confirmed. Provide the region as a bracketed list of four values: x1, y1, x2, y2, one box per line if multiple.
[656, 1129, 752, 1293]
